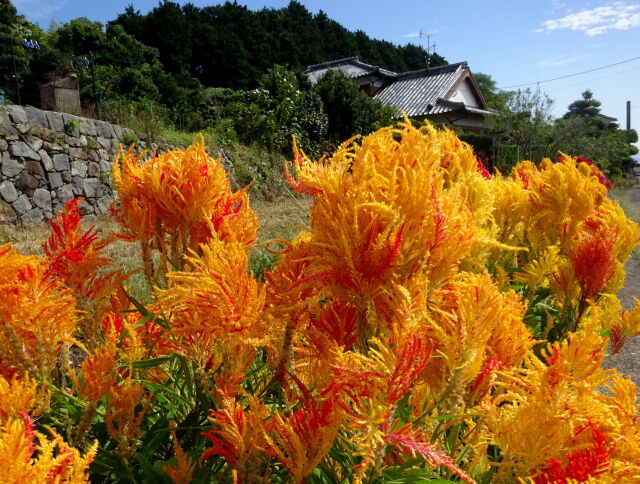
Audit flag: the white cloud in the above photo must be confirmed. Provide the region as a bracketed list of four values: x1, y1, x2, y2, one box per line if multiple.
[539, 2, 640, 36]
[13, 0, 71, 24]
[545, 0, 567, 16]
[536, 53, 589, 68]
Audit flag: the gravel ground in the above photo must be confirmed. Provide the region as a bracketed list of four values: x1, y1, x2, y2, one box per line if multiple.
[602, 178, 640, 397]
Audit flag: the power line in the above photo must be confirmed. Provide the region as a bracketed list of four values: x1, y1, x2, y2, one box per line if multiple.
[546, 65, 640, 92]
[498, 55, 640, 90]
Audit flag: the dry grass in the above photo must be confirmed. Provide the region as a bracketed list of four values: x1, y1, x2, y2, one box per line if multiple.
[0, 195, 311, 300]
[249, 194, 311, 279]
[0, 221, 50, 256]
[252, 194, 311, 243]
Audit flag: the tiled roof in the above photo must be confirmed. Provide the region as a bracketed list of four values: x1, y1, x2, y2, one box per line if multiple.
[374, 63, 472, 117]
[304, 58, 491, 119]
[305, 57, 397, 84]
[432, 99, 493, 116]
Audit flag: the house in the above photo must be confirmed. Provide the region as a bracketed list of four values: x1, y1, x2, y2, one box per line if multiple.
[598, 113, 618, 128]
[304, 57, 492, 131]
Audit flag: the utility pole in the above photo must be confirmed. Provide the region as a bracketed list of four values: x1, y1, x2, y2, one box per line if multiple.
[418, 29, 437, 69]
[9, 38, 21, 105]
[627, 100, 631, 130]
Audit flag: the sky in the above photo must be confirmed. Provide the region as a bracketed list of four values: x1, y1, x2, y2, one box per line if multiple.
[12, 0, 640, 129]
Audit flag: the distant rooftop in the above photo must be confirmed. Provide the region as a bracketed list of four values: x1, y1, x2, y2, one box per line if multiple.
[304, 58, 491, 119]
[305, 56, 397, 84]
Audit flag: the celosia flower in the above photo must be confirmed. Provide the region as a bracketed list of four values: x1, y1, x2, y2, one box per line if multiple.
[105, 378, 150, 458]
[532, 423, 610, 483]
[71, 326, 118, 403]
[155, 238, 266, 370]
[0, 374, 49, 422]
[308, 298, 358, 350]
[557, 154, 612, 190]
[43, 198, 128, 345]
[281, 120, 476, 337]
[384, 423, 476, 484]
[610, 299, 640, 353]
[262, 395, 343, 483]
[111, 134, 258, 282]
[0, 413, 97, 483]
[0, 243, 78, 379]
[330, 334, 432, 407]
[422, 272, 531, 400]
[571, 227, 618, 301]
[201, 393, 269, 481]
[43, 198, 114, 294]
[163, 423, 196, 484]
[69, 326, 120, 446]
[476, 158, 492, 179]
[474, 329, 625, 481]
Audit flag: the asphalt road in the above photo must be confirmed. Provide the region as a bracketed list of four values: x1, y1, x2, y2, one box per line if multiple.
[602, 178, 640, 397]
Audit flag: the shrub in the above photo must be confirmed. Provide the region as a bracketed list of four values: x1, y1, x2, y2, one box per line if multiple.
[64, 117, 80, 134]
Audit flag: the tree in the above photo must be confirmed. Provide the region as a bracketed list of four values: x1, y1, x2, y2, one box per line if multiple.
[111, 0, 445, 91]
[561, 89, 617, 133]
[564, 89, 602, 118]
[554, 89, 637, 174]
[473, 72, 511, 111]
[313, 70, 395, 143]
[488, 87, 555, 169]
[0, 0, 45, 104]
[0, 0, 20, 99]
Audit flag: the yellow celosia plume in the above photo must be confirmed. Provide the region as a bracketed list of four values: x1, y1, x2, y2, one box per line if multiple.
[0, 414, 97, 483]
[155, 238, 266, 371]
[0, 374, 49, 422]
[280, 120, 477, 345]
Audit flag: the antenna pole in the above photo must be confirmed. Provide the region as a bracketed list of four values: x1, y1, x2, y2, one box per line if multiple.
[418, 30, 437, 69]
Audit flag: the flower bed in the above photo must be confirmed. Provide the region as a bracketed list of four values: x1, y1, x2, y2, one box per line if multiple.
[1, 122, 639, 483]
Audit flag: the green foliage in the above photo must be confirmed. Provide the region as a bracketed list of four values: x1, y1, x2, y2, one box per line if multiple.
[224, 142, 285, 200]
[121, 131, 138, 146]
[64, 117, 79, 133]
[313, 70, 396, 143]
[487, 87, 555, 170]
[0, 5, 45, 104]
[473, 72, 510, 111]
[110, 0, 446, 90]
[485, 86, 637, 176]
[564, 89, 606, 120]
[554, 90, 637, 173]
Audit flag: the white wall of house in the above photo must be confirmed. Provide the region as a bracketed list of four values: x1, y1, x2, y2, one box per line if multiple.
[448, 79, 480, 107]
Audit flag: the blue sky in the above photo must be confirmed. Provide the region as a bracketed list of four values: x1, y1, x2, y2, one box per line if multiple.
[13, 0, 640, 129]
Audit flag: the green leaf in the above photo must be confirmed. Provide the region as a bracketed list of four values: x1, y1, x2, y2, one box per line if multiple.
[136, 454, 170, 483]
[125, 356, 174, 369]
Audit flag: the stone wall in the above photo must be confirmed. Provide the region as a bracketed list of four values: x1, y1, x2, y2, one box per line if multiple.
[0, 105, 181, 224]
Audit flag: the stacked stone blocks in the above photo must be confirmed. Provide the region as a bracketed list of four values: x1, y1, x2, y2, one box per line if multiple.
[1, 105, 234, 224]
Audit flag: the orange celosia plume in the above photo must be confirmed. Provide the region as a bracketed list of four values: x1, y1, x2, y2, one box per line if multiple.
[111, 134, 258, 283]
[0, 243, 77, 379]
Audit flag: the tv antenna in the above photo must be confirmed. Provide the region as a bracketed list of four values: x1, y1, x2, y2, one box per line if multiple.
[419, 29, 437, 69]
